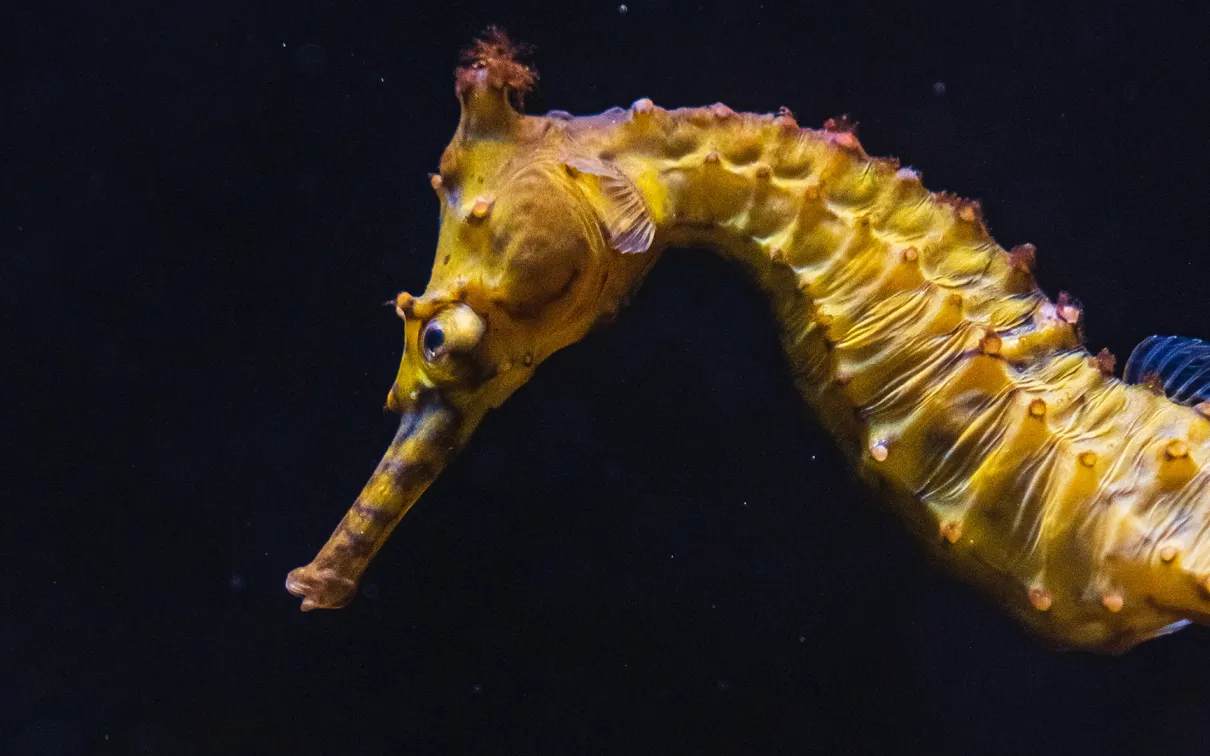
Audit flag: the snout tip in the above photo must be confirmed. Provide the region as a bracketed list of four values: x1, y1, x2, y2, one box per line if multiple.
[285, 562, 358, 611]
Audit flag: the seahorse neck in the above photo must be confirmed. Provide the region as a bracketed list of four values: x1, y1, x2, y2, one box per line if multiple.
[567, 101, 1079, 455]
[613, 108, 883, 450]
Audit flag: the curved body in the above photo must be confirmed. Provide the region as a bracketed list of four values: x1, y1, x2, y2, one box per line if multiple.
[287, 32, 1210, 653]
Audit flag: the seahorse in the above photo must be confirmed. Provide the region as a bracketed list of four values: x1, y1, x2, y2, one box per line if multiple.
[286, 30, 1210, 654]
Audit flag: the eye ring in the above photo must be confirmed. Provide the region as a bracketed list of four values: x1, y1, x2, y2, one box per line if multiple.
[419, 303, 485, 364]
[422, 321, 447, 361]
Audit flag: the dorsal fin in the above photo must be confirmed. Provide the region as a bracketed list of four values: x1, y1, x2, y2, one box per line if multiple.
[1123, 335, 1210, 406]
[564, 157, 655, 254]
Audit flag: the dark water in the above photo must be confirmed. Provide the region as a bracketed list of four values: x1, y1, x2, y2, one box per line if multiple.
[5, 2, 1208, 754]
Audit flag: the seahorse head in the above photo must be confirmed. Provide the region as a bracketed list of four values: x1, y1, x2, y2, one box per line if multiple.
[284, 30, 661, 612]
[385, 39, 657, 420]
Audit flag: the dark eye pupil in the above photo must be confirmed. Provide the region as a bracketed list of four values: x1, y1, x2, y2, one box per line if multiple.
[423, 325, 445, 353]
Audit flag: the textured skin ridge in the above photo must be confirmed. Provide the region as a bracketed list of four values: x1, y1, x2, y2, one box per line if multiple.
[574, 100, 1209, 651]
[286, 39, 1209, 653]
[572, 100, 1208, 651]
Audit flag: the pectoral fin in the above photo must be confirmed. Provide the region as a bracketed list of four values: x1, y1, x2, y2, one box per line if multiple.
[564, 157, 655, 254]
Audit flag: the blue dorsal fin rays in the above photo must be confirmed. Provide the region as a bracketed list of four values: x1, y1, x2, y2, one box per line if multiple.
[1123, 335, 1210, 406]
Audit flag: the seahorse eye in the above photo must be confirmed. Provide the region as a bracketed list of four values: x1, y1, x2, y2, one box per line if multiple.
[422, 322, 446, 359]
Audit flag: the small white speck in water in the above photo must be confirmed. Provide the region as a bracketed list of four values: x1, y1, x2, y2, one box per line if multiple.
[618, 4, 628, 13]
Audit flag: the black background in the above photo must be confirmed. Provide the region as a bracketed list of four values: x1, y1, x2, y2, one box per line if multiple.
[5, 1, 1209, 754]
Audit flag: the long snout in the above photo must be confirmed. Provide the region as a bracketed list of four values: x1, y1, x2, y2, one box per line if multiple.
[285, 397, 462, 610]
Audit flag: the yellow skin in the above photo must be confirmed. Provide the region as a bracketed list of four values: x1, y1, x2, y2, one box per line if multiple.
[287, 39, 1210, 653]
